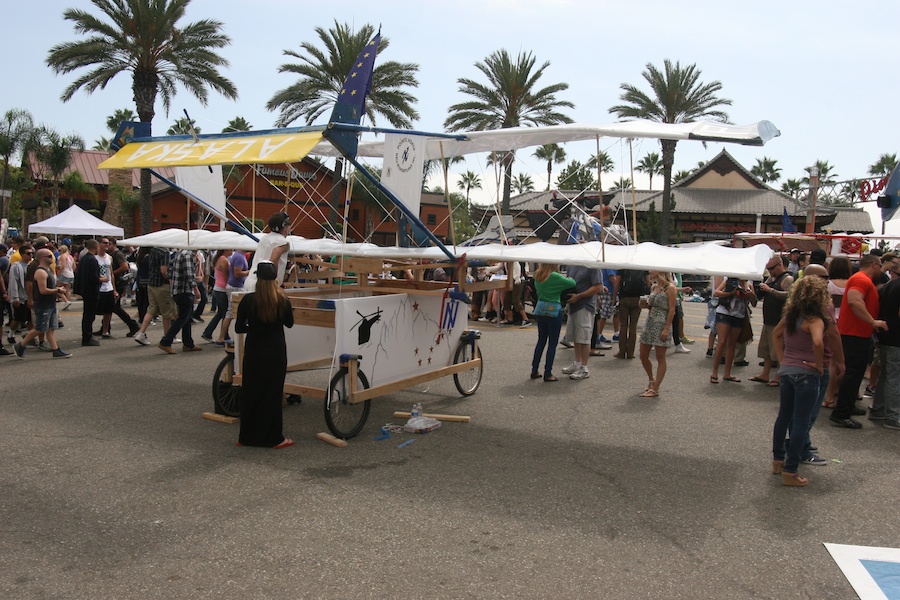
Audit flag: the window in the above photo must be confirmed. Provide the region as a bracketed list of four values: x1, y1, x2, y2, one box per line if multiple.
[426, 214, 436, 226]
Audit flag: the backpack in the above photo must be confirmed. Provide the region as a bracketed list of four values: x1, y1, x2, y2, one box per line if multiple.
[619, 269, 649, 297]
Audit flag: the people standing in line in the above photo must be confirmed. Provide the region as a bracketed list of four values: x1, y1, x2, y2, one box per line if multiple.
[133, 247, 175, 346]
[616, 269, 649, 360]
[108, 239, 140, 337]
[831, 253, 887, 429]
[158, 248, 201, 354]
[217, 246, 250, 347]
[821, 256, 852, 408]
[871, 258, 900, 430]
[235, 261, 295, 449]
[530, 264, 575, 382]
[244, 212, 291, 292]
[710, 277, 756, 384]
[751, 256, 794, 387]
[560, 264, 604, 380]
[73, 239, 101, 347]
[13, 248, 71, 359]
[56, 244, 74, 309]
[771, 275, 830, 487]
[638, 271, 677, 397]
[201, 249, 232, 344]
[94, 239, 115, 337]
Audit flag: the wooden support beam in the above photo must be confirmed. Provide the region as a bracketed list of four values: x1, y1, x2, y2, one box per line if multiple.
[393, 411, 471, 423]
[350, 358, 481, 403]
[202, 412, 239, 424]
[317, 432, 349, 447]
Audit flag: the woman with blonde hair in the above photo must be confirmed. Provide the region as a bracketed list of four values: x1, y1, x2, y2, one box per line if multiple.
[530, 263, 575, 382]
[55, 244, 74, 309]
[771, 275, 830, 486]
[638, 271, 677, 397]
[235, 261, 295, 448]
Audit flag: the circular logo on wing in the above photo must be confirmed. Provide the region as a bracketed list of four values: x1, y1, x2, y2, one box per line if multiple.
[395, 137, 417, 173]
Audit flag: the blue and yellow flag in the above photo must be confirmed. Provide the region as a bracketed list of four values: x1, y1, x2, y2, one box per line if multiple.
[326, 32, 381, 158]
[782, 207, 796, 233]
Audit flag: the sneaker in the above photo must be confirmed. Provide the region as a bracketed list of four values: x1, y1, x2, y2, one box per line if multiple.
[733, 360, 749, 367]
[13, 342, 25, 359]
[191, 316, 204, 323]
[864, 385, 876, 397]
[598, 335, 612, 344]
[519, 320, 531, 328]
[6, 335, 15, 345]
[172, 338, 182, 344]
[681, 338, 695, 345]
[612, 333, 619, 342]
[52, 348, 72, 359]
[81, 339, 100, 347]
[201, 334, 214, 342]
[674, 344, 691, 354]
[883, 419, 900, 430]
[706, 348, 714, 357]
[596, 341, 613, 350]
[801, 455, 828, 466]
[868, 408, 886, 421]
[561, 362, 580, 374]
[126, 327, 139, 338]
[0, 347, 11, 356]
[569, 367, 590, 380]
[36, 342, 50, 352]
[559, 337, 574, 348]
[134, 331, 150, 346]
[851, 405, 867, 416]
[101, 332, 114, 339]
[214, 340, 226, 347]
[829, 416, 862, 429]
[157, 343, 176, 355]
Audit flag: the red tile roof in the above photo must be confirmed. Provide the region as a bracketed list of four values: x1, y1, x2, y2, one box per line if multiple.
[32, 150, 174, 187]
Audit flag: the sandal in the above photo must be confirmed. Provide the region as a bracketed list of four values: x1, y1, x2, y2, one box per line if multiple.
[723, 376, 741, 383]
[530, 372, 542, 379]
[749, 376, 768, 383]
[710, 376, 719, 384]
[589, 349, 604, 356]
[822, 400, 835, 408]
[639, 389, 659, 397]
[543, 374, 558, 382]
[767, 380, 780, 387]
[273, 438, 295, 449]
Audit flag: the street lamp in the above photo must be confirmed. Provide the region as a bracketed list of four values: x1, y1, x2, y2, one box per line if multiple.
[806, 165, 819, 234]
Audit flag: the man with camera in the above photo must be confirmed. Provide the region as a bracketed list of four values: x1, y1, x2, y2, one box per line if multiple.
[751, 256, 794, 386]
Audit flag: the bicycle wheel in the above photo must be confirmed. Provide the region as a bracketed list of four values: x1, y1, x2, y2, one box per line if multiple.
[324, 367, 371, 439]
[453, 341, 483, 396]
[212, 354, 241, 417]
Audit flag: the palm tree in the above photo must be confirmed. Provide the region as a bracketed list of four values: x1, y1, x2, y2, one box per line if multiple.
[781, 178, 803, 198]
[802, 160, 837, 186]
[610, 60, 731, 244]
[445, 49, 574, 213]
[533, 144, 566, 190]
[34, 126, 85, 216]
[456, 170, 482, 204]
[587, 150, 615, 191]
[869, 153, 898, 176]
[512, 173, 535, 194]
[673, 169, 694, 183]
[92, 108, 137, 150]
[750, 156, 781, 183]
[267, 21, 419, 128]
[46, 0, 238, 233]
[636, 152, 662, 190]
[0, 108, 34, 220]
[608, 177, 632, 192]
[167, 117, 200, 135]
[223, 117, 252, 132]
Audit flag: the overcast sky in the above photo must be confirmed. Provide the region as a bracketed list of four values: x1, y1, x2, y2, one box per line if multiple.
[4, 0, 898, 233]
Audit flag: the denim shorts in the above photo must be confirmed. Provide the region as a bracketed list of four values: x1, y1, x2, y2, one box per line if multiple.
[34, 307, 58, 332]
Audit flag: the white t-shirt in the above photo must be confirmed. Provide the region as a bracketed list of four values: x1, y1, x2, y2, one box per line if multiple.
[97, 252, 114, 293]
[244, 232, 288, 292]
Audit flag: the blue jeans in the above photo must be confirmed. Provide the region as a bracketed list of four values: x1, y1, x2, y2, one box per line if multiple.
[801, 367, 831, 459]
[873, 345, 900, 420]
[532, 312, 564, 376]
[162, 292, 195, 348]
[835, 335, 873, 419]
[203, 290, 227, 339]
[773, 372, 821, 473]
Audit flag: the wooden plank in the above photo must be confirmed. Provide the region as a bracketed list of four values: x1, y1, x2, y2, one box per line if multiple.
[340, 257, 384, 274]
[393, 411, 471, 423]
[293, 307, 335, 328]
[349, 358, 481, 403]
[202, 412, 239, 424]
[283, 383, 326, 399]
[317, 432, 349, 447]
[286, 357, 333, 372]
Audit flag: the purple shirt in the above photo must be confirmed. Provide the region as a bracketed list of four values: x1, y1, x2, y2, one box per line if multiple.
[227, 252, 248, 288]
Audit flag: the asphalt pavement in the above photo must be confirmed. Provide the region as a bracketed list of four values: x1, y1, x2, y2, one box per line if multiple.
[1, 301, 897, 599]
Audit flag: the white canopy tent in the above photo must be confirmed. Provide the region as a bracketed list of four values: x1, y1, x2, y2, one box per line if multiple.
[28, 204, 123, 237]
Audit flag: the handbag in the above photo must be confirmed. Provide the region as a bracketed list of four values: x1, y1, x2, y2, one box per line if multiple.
[737, 313, 753, 343]
[533, 300, 562, 318]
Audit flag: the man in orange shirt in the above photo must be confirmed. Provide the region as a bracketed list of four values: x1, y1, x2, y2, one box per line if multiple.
[831, 254, 888, 428]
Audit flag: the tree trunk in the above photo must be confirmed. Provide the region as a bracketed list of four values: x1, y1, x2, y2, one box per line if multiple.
[105, 168, 131, 230]
[659, 139, 677, 245]
[500, 152, 514, 214]
[140, 168, 152, 233]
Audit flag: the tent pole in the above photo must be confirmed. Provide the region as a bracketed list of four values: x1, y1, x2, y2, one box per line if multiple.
[629, 139, 638, 243]
[597, 135, 605, 261]
[440, 142, 457, 247]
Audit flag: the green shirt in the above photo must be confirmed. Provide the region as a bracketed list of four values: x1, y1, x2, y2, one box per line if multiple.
[535, 271, 576, 303]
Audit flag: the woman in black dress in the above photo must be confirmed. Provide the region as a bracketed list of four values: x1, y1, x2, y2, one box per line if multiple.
[235, 261, 295, 448]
